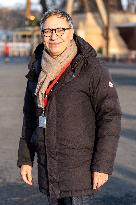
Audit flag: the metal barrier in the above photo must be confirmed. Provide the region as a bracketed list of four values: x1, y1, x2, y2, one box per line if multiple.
[0, 42, 31, 57]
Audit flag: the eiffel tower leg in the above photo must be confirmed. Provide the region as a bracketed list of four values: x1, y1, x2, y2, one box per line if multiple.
[66, 0, 74, 15]
[82, 0, 90, 13]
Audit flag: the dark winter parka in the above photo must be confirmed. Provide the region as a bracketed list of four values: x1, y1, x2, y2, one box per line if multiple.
[17, 34, 121, 199]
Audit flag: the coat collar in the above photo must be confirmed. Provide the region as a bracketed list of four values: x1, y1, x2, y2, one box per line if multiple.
[74, 34, 97, 58]
[48, 35, 97, 98]
[26, 34, 97, 96]
[62, 34, 97, 83]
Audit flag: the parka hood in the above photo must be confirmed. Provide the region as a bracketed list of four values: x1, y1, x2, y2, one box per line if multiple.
[73, 34, 97, 58]
[26, 34, 97, 81]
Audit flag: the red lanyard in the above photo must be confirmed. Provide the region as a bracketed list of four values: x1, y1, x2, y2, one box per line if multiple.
[44, 61, 72, 108]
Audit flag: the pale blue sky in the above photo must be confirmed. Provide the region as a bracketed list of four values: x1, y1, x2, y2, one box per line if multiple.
[0, 0, 128, 9]
[0, 0, 39, 8]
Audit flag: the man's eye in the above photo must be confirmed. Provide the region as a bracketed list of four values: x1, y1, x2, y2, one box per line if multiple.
[56, 28, 64, 32]
[44, 30, 51, 33]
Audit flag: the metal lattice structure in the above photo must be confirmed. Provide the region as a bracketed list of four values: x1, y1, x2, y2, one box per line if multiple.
[39, 0, 124, 14]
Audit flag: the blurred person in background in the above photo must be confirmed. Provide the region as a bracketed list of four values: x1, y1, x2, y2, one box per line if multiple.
[17, 9, 121, 205]
[3, 42, 10, 63]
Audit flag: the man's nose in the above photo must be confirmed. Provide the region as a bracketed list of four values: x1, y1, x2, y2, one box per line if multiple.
[50, 30, 58, 40]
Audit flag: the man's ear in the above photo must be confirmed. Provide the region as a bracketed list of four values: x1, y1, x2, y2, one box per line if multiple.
[70, 28, 74, 40]
[41, 32, 44, 42]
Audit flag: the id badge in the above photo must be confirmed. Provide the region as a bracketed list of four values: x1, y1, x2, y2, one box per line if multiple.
[39, 114, 46, 128]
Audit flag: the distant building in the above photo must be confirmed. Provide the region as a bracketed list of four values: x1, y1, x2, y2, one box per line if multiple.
[66, 0, 136, 58]
[0, 27, 40, 57]
[0, 30, 13, 42]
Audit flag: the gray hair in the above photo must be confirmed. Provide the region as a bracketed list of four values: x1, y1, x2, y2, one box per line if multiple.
[40, 9, 74, 31]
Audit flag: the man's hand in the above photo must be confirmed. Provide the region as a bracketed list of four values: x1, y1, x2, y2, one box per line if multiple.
[20, 165, 33, 186]
[92, 171, 108, 190]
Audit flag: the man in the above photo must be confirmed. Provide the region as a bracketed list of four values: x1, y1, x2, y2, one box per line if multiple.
[17, 9, 121, 205]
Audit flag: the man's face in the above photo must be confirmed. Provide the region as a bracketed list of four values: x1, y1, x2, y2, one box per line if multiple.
[42, 15, 74, 58]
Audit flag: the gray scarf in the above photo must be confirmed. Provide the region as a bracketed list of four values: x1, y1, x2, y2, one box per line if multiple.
[35, 39, 78, 108]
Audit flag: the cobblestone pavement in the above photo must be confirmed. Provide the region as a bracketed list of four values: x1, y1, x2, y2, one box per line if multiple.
[0, 62, 136, 205]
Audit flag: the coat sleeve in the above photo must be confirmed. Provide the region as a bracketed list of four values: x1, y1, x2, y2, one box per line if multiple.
[17, 81, 37, 167]
[90, 59, 121, 175]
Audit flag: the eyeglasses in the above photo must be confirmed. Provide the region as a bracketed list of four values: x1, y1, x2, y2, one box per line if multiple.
[42, 28, 71, 37]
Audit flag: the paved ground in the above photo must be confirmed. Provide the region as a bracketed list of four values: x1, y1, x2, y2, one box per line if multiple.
[0, 61, 136, 205]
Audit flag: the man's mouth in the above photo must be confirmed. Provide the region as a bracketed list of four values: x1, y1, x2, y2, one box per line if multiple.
[49, 42, 62, 46]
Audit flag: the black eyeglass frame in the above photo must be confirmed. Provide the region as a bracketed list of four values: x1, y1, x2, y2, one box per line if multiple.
[42, 27, 71, 37]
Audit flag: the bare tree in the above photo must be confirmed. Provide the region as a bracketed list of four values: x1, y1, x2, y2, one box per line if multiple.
[103, 0, 123, 11]
[39, 0, 66, 12]
[40, 0, 48, 13]
[127, 0, 136, 12]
